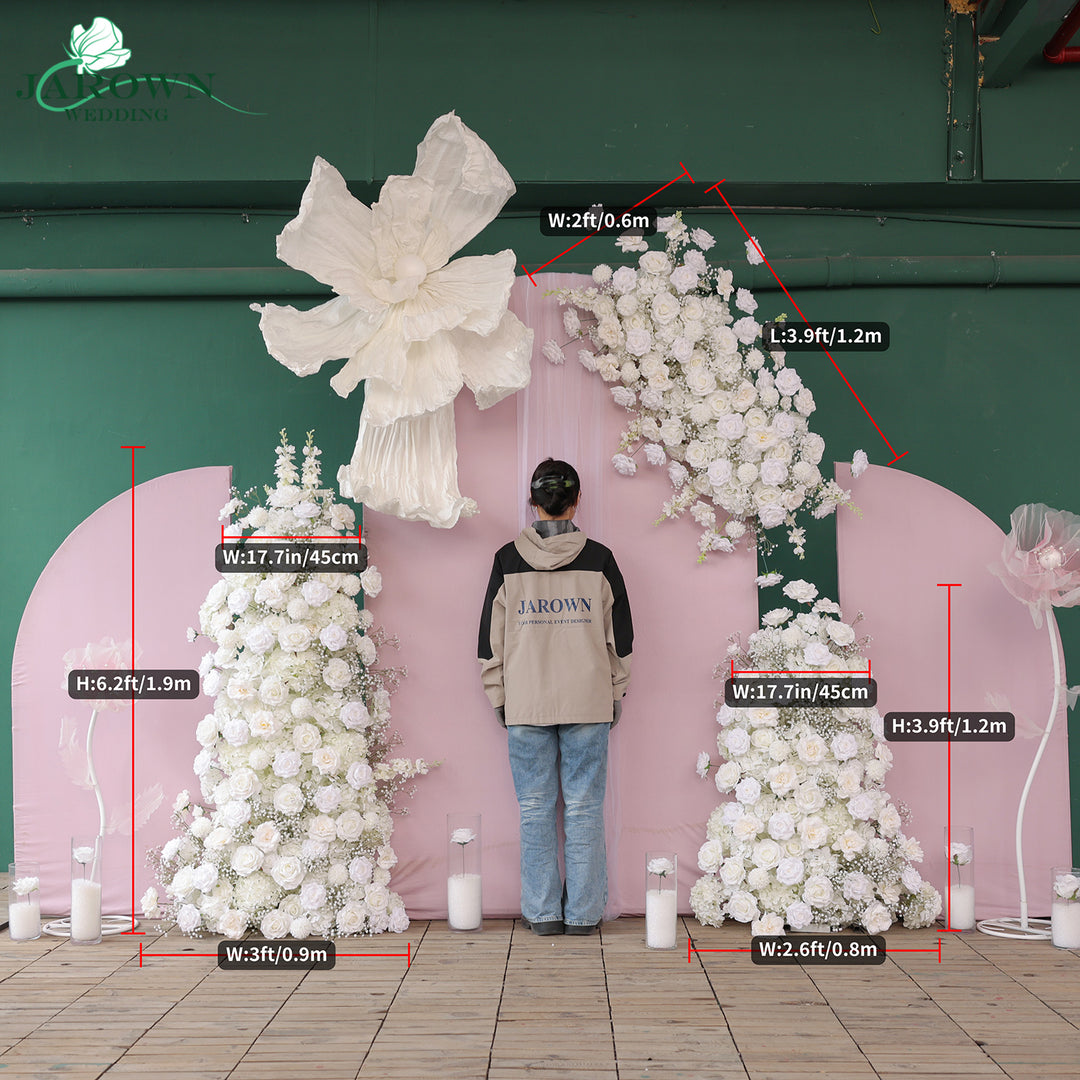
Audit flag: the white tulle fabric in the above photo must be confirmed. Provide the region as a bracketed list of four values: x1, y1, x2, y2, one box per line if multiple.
[992, 503, 1080, 625]
[251, 112, 533, 527]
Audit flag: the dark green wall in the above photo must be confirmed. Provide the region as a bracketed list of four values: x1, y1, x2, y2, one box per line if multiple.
[4, 0, 1080, 863]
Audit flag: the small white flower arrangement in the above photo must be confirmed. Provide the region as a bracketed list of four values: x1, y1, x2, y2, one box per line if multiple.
[690, 586, 941, 934]
[13, 876, 40, 896]
[1053, 873, 1080, 901]
[549, 214, 855, 560]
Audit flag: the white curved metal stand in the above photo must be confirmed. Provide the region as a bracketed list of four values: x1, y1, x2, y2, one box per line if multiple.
[42, 708, 139, 939]
[977, 611, 1059, 940]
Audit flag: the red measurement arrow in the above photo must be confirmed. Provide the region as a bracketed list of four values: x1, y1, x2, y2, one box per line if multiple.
[522, 163, 694, 283]
[705, 184, 909, 465]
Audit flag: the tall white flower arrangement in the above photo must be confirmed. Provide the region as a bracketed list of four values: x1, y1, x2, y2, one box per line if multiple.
[552, 214, 852, 560]
[690, 581, 941, 934]
[151, 431, 433, 939]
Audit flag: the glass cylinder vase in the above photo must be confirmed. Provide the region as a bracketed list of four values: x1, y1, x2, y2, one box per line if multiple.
[1051, 867, 1080, 948]
[447, 813, 482, 931]
[645, 852, 678, 949]
[8, 860, 42, 941]
[944, 826, 975, 931]
[70, 836, 102, 945]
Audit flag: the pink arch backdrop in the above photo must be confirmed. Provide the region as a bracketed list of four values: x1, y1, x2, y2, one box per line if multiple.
[11, 276, 1070, 923]
[836, 461, 1071, 918]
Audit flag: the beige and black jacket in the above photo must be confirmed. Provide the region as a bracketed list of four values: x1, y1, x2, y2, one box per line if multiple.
[478, 524, 633, 726]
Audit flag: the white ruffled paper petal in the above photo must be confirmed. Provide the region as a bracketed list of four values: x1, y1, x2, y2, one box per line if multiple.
[412, 112, 515, 259]
[338, 402, 477, 529]
[328, 307, 410, 399]
[369, 173, 438, 280]
[454, 310, 534, 410]
[249, 296, 382, 382]
[359, 328, 465, 425]
[276, 157, 383, 313]
[402, 251, 516, 342]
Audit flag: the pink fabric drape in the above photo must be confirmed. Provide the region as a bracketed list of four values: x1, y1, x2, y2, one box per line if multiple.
[836, 462, 1072, 917]
[379, 274, 760, 917]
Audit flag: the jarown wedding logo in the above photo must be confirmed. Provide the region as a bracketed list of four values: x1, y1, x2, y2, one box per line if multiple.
[17, 16, 265, 122]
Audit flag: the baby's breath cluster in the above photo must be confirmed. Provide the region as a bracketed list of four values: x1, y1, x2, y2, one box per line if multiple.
[691, 579, 941, 933]
[550, 214, 852, 560]
[146, 431, 434, 939]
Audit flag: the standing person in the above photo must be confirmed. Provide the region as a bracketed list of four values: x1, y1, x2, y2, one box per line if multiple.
[478, 459, 633, 936]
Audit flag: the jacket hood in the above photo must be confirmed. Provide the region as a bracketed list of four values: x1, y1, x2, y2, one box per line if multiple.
[514, 526, 587, 570]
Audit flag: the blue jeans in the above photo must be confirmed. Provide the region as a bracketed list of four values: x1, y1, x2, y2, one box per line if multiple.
[506, 723, 610, 927]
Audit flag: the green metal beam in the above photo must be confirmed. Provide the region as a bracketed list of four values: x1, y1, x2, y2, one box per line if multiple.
[6, 253, 1080, 298]
[982, 0, 1076, 86]
[946, 9, 981, 180]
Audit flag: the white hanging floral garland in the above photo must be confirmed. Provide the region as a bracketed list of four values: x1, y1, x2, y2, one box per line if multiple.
[548, 214, 858, 560]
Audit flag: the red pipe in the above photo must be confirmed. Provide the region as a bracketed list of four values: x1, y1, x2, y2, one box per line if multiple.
[1044, 2, 1080, 63]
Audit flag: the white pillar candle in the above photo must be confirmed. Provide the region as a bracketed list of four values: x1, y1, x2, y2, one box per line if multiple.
[8, 898, 41, 941]
[947, 883, 976, 930]
[448, 873, 482, 931]
[646, 888, 678, 949]
[70, 878, 102, 942]
[1052, 902, 1080, 948]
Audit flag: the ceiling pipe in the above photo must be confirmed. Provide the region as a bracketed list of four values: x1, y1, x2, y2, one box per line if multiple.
[1044, 1, 1080, 61]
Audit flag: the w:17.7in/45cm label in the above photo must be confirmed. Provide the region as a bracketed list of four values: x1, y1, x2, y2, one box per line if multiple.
[725, 677, 876, 707]
[752, 934, 886, 965]
[883, 712, 1014, 741]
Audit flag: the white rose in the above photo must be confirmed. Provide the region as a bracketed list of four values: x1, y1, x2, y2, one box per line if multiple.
[195, 715, 218, 747]
[714, 760, 741, 792]
[335, 809, 364, 841]
[862, 902, 892, 935]
[273, 784, 304, 815]
[313, 785, 343, 813]
[746, 707, 780, 728]
[260, 909, 291, 939]
[177, 904, 201, 933]
[786, 901, 813, 930]
[300, 880, 327, 911]
[711, 858, 741, 888]
[270, 856, 304, 890]
[307, 815, 338, 844]
[359, 568, 383, 597]
[830, 733, 860, 761]
[752, 839, 782, 869]
[249, 710, 277, 739]
[724, 727, 751, 757]
[842, 872, 873, 902]
[765, 762, 799, 795]
[323, 658, 352, 691]
[302, 580, 332, 607]
[292, 723, 322, 753]
[227, 587, 252, 614]
[878, 804, 902, 836]
[799, 817, 830, 849]
[847, 792, 878, 821]
[697, 839, 725, 874]
[836, 763, 864, 796]
[728, 891, 760, 923]
[826, 621, 856, 647]
[834, 829, 867, 857]
[319, 624, 349, 651]
[336, 901, 368, 936]
[802, 875, 833, 908]
[768, 812, 796, 841]
[191, 817, 212, 839]
[349, 856, 373, 885]
[794, 784, 826, 814]
[751, 728, 775, 750]
[204, 826, 232, 851]
[775, 368, 803, 397]
[227, 768, 259, 799]
[346, 761, 374, 789]
[252, 822, 280, 853]
[312, 746, 341, 775]
[230, 845, 264, 877]
[273, 749, 302, 778]
[218, 909, 247, 939]
[220, 799, 251, 829]
[734, 777, 761, 804]
[258, 675, 288, 707]
[277, 623, 312, 653]
[796, 735, 828, 764]
[732, 813, 763, 842]
[340, 702, 371, 730]
[776, 858, 805, 886]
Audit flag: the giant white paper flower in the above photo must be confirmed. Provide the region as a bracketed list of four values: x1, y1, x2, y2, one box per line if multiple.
[252, 112, 532, 527]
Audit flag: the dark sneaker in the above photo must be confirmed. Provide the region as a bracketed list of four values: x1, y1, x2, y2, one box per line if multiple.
[521, 918, 564, 936]
[564, 922, 601, 936]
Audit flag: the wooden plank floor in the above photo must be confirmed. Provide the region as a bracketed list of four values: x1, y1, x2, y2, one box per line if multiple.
[3, 881, 1079, 1078]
